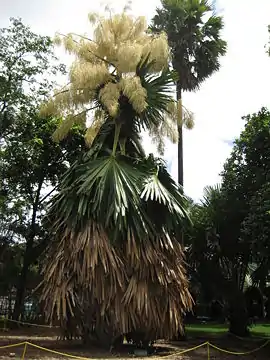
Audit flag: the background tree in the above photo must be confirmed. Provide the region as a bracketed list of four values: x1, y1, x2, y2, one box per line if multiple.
[0, 109, 85, 321]
[187, 108, 270, 336]
[221, 107, 270, 334]
[187, 184, 250, 336]
[150, 0, 227, 186]
[0, 18, 65, 139]
[0, 18, 84, 321]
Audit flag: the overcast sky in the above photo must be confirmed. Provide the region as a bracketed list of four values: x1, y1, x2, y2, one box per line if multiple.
[1, 0, 270, 201]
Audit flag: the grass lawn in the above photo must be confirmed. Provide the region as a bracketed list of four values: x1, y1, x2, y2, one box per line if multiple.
[186, 322, 270, 338]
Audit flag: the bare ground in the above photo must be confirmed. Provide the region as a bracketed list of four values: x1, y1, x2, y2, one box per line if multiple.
[0, 328, 268, 360]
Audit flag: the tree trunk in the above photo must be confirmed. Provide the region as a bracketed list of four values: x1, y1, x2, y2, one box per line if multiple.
[178, 125, 183, 187]
[228, 291, 249, 337]
[13, 177, 44, 322]
[12, 247, 32, 321]
[176, 82, 185, 340]
[81, 321, 115, 349]
[12, 237, 49, 322]
[176, 81, 183, 187]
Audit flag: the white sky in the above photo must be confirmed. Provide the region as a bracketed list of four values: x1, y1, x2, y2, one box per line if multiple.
[1, 0, 270, 201]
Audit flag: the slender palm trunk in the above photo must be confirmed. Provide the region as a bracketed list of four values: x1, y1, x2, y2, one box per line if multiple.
[176, 82, 185, 246]
[175, 83, 187, 341]
[176, 81, 183, 187]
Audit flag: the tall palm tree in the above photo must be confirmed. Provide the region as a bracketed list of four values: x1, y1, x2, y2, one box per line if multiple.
[151, 0, 227, 186]
[40, 10, 193, 347]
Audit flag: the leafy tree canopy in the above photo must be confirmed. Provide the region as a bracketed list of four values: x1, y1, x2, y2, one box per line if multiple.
[0, 18, 65, 137]
[222, 108, 270, 286]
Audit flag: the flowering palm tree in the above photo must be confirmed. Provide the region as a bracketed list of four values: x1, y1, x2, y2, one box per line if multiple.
[40, 10, 193, 347]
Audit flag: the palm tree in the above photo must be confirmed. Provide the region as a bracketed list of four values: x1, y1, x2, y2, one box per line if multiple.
[150, 0, 227, 186]
[187, 185, 250, 336]
[40, 10, 193, 348]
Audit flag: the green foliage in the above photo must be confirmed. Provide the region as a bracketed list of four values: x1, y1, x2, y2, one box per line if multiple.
[187, 184, 250, 336]
[0, 239, 23, 294]
[0, 18, 65, 137]
[0, 18, 85, 319]
[186, 185, 229, 302]
[0, 110, 85, 249]
[222, 108, 270, 287]
[0, 108, 85, 319]
[49, 153, 189, 239]
[187, 108, 270, 335]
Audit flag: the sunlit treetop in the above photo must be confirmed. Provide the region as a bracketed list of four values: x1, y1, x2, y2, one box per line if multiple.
[40, 9, 178, 145]
[40, 7, 195, 152]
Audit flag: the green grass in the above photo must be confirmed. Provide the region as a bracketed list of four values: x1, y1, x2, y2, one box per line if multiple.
[186, 323, 270, 338]
[186, 323, 228, 336]
[250, 324, 270, 337]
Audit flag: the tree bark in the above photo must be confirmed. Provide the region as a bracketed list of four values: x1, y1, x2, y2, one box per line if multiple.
[228, 291, 249, 337]
[175, 82, 186, 340]
[176, 81, 183, 187]
[12, 177, 44, 321]
[12, 245, 33, 321]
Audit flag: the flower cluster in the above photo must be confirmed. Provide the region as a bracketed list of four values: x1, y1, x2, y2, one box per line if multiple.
[41, 11, 171, 146]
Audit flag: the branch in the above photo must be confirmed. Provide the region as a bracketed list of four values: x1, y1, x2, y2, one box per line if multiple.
[0, 74, 12, 114]
[57, 32, 115, 68]
[53, 84, 91, 98]
[53, 85, 101, 98]
[0, 101, 7, 114]
[65, 32, 94, 42]
[38, 186, 58, 205]
[72, 105, 99, 120]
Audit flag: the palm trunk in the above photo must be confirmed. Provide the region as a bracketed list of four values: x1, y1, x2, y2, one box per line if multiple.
[175, 82, 186, 340]
[176, 81, 183, 187]
[228, 290, 249, 336]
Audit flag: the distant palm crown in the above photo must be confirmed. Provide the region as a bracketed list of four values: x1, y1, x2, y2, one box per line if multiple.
[150, 0, 227, 92]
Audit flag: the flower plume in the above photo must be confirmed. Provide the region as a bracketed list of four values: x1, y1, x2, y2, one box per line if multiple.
[40, 9, 171, 146]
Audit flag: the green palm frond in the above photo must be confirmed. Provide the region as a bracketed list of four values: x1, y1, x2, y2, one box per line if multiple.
[141, 156, 190, 233]
[42, 152, 193, 339]
[48, 154, 190, 241]
[140, 68, 176, 130]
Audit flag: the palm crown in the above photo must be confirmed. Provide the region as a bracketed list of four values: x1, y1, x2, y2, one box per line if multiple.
[151, 0, 227, 92]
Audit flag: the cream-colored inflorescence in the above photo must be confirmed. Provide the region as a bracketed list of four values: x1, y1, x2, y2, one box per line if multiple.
[41, 11, 172, 146]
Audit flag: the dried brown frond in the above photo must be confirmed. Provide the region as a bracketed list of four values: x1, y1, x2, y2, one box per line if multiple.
[42, 220, 193, 340]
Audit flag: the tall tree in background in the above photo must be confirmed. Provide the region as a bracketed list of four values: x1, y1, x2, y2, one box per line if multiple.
[151, 0, 227, 186]
[221, 107, 270, 335]
[0, 110, 85, 321]
[0, 18, 65, 139]
[0, 18, 83, 320]
[188, 108, 270, 336]
[40, 10, 192, 347]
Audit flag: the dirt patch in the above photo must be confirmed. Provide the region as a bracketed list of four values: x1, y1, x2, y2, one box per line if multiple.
[0, 330, 268, 360]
